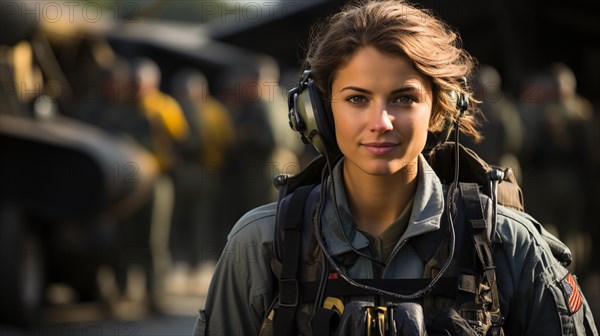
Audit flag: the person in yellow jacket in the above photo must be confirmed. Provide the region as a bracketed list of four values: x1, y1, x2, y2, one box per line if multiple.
[168, 69, 236, 295]
[130, 57, 190, 299]
[133, 57, 190, 173]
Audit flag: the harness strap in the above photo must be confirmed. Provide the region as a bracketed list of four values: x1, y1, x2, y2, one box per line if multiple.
[459, 183, 504, 335]
[301, 277, 458, 302]
[273, 185, 314, 335]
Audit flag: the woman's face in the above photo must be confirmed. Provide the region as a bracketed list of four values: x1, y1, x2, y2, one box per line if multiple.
[330, 47, 433, 177]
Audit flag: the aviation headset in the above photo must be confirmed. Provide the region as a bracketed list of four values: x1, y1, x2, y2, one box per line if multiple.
[287, 69, 337, 156]
[287, 68, 470, 156]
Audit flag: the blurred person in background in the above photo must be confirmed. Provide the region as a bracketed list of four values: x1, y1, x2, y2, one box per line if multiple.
[74, 56, 186, 307]
[168, 68, 235, 296]
[550, 63, 596, 274]
[75, 56, 158, 307]
[78, 57, 141, 134]
[256, 56, 304, 199]
[218, 67, 276, 242]
[518, 64, 595, 274]
[131, 57, 190, 173]
[11, 41, 44, 108]
[112, 57, 191, 305]
[462, 65, 524, 180]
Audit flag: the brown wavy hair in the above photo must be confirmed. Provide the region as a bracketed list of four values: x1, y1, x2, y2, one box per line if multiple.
[305, 0, 482, 141]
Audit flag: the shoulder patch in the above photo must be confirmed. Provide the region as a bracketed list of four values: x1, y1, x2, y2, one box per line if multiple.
[560, 273, 583, 314]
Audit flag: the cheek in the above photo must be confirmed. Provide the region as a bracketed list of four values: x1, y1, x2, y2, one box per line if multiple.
[419, 114, 433, 142]
[397, 112, 431, 135]
[417, 105, 433, 132]
[334, 120, 356, 149]
[332, 108, 354, 137]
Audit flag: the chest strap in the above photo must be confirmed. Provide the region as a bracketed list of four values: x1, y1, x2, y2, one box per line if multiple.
[300, 277, 458, 302]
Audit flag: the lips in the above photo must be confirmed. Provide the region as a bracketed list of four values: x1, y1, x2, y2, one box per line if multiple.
[362, 142, 399, 155]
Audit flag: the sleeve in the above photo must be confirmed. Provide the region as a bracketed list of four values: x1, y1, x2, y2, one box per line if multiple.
[494, 212, 598, 336]
[193, 209, 277, 336]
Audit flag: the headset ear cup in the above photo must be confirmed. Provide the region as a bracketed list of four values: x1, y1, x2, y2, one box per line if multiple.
[456, 76, 470, 114]
[307, 79, 339, 156]
[288, 70, 340, 156]
[423, 89, 467, 154]
[289, 81, 322, 151]
[288, 88, 310, 144]
[288, 74, 312, 145]
[449, 89, 469, 115]
[457, 92, 468, 114]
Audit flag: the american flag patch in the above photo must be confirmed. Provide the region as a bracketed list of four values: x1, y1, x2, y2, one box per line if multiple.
[560, 273, 582, 314]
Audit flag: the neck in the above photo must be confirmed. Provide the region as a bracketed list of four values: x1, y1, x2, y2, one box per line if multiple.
[342, 160, 419, 237]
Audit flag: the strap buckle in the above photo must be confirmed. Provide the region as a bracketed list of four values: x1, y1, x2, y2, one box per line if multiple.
[487, 314, 505, 336]
[279, 279, 299, 307]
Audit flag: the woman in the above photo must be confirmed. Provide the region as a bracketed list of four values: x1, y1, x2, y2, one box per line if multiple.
[194, 1, 597, 335]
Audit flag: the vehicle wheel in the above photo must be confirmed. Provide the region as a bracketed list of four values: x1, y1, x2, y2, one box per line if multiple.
[0, 203, 44, 326]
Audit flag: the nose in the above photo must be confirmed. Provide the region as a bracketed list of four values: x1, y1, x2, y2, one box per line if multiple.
[369, 104, 394, 133]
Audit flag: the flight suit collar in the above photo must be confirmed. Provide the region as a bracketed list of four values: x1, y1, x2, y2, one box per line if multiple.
[320, 155, 445, 258]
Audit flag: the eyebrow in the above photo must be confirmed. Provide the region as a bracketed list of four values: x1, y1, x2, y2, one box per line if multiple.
[339, 85, 420, 95]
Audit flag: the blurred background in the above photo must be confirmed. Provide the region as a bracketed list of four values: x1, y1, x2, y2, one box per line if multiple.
[0, 0, 598, 334]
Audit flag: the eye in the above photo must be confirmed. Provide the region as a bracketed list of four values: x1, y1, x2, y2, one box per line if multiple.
[393, 95, 417, 105]
[346, 95, 367, 104]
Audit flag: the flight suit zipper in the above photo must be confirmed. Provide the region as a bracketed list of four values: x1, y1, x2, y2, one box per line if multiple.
[377, 238, 408, 306]
[383, 238, 408, 273]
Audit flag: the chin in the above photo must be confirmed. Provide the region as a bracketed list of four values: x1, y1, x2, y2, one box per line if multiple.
[363, 160, 407, 176]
